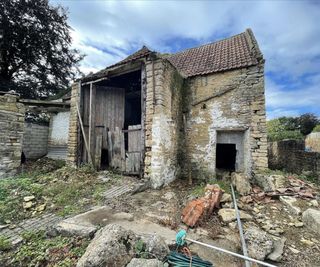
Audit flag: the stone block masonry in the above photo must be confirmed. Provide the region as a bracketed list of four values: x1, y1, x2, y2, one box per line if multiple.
[0, 93, 25, 178]
[185, 63, 268, 180]
[268, 140, 320, 182]
[22, 122, 49, 159]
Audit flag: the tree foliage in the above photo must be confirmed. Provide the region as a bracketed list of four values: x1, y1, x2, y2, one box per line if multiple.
[267, 113, 320, 141]
[312, 125, 320, 133]
[0, 0, 83, 99]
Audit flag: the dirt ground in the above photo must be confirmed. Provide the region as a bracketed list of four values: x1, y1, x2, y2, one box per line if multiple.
[104, 177, 320, 267]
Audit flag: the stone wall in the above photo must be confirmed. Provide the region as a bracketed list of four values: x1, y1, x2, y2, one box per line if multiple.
[184, 63, 268, 180]
[66, 82, 80, 165]
[0, 93, 25, 178]
[268, 140, 320, 181]
[144, 59, 184, 188]
[22, 122, 49, 159]
[305, 132, 320, 152]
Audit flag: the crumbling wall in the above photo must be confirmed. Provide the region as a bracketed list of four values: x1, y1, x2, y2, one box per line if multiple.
[22, 122, 49, 159]
[0, 94, 25, 178]
[184, 63, 268, 180]
[268, 140, 320, 181]
[305, 132, 320, 152]
[144, 59, 184, 188]
[67, 82, 80, 165]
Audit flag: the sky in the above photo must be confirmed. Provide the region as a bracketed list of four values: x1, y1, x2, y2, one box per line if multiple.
[51, 0, 320, 120]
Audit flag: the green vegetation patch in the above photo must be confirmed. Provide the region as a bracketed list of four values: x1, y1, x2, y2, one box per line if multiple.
[0, 230, 90, 267]
[0, 160, 115, 224]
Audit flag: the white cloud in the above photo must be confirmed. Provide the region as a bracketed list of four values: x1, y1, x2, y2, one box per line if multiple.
[51, 0, 320, 117]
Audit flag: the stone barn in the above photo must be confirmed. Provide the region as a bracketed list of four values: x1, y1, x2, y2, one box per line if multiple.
[67, 29, 268, 188]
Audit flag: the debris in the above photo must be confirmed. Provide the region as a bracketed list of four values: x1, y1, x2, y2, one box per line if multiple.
[139, 234, 169, 260]
[254, 174, 285, 192]
[300, 238, 314, 246]
[302, 209, 320, 234]
[35, 203, 46, 212]
[23, 201, 34, 209]
[49, 220, 97, 238]
[77, 224, 137, 267]
[244, 227, 274, 260]
[294, 222, 304, 228]
[279, 196, 301, 215]
[162, 191, 176, 201]
[218, 208, 252, 223]
[310, 199, 319, 207]
[23, 196, 35, 202]
[288, 246, 300, 254]
[267, 237, 286, 262]
[231, 172, 252, 195]
[220, 192, 232, 203]
[181, 184, 222, 227]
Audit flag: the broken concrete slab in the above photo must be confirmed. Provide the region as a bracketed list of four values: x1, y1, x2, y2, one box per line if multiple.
[139, 234, 169, 260]
[302, 209, 320, 234]
[51, 221, 97, 238]
[244, 227, 274, 260]
[48, 206, 135, 237]
[255, 174, 285, 192]
[126, 258, 164, 267]
[218, 208, 252, 223]
[280, 196, 301, 215]
[77, 224, 137, 267]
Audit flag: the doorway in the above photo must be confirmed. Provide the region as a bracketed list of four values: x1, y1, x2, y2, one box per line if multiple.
[216, 143, 237, 171]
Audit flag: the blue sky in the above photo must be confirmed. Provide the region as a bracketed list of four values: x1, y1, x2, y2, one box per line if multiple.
[52, 0, 320, 119]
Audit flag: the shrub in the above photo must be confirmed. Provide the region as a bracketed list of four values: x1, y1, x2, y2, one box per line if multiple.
[312, 125, 320, 132]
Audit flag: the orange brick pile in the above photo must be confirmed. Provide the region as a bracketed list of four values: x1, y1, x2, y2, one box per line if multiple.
[182, 184, 223, 227]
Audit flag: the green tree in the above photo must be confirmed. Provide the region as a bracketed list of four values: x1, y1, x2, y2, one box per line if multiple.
[267, 118, 303, 142]
[312, 125, 320, 133]
[0, 0, 83, 99]
[297, 113, 319, 135]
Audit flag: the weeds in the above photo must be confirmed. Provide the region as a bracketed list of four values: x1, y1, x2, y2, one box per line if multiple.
[0, 230, 90, 267]
[0, 235, 11, 251]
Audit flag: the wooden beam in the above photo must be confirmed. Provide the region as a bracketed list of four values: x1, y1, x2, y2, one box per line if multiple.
[76, 102, 93, 164]
[88, 83, 96, 165]
[140, 65, 147, 177]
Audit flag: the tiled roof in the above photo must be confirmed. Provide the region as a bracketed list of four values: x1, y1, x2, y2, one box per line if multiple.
[82, 29, 262, 82]
[168, 29, 261, 77]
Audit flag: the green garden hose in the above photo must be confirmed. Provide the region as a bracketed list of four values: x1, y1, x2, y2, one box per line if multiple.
[167, 251, 213, 267]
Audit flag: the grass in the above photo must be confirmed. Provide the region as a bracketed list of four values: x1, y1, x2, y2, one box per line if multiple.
[0, 159, 115, 224]
[0, 230, 90, 267]
[0, 235, 11, 251]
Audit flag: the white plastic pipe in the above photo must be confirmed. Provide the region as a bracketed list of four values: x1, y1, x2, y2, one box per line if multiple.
[185, 237, 277, 267]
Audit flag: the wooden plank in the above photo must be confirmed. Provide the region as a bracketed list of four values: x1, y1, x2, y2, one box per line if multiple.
[88, 83, 96, 164]
[76, 101, 92, 164]
[95, 135, 102, 169]
[140, 65, 147, 177]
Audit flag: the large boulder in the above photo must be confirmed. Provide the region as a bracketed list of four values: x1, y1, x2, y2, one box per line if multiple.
[302, 209, 320, 234]
[139, 234, 169, 260]
[77, 224, 137, 267]
[244, 227, 274, 260]
[126, 258, 164, 267]
[254, 174, 285, 192]
[231, 172, 252, 195]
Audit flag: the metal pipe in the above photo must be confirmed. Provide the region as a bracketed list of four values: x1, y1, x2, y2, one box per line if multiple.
[231, 184, 250, 267]
[185, 238, 276, 267]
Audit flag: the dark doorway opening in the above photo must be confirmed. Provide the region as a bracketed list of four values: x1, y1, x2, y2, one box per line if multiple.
[216, 143, 237, 171]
